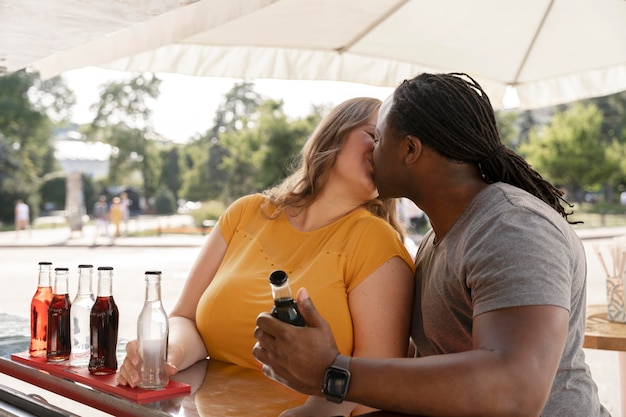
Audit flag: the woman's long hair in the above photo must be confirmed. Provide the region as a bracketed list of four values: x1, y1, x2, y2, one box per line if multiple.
[264, 97, 405, 238]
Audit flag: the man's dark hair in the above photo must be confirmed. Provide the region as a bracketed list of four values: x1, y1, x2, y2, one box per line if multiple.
[388, 72, 576, 223]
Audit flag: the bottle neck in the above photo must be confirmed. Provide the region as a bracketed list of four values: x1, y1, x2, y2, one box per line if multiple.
[77, 267, 93, 295]
[271, 281, 293, 301]
[38, 264, 52, 288]
[54, 270, 69, 295]
[144, 274, 162, 302]
[97, 270, 114, 297]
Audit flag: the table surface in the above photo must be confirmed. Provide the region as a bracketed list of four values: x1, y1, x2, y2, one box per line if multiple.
[0, 356, 308, 417]
[584, 304, 626, 351]
[5, 305, 615, 417]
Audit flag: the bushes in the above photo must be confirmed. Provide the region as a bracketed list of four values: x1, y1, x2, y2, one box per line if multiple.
[153, 186, 177, 214]
[190, 200, 225, 227]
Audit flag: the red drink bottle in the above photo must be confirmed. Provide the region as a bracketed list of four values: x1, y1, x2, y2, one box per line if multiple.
[88, 266, 119, 375]
[29, 262, 53, 357]
[47, 267, 71, 362]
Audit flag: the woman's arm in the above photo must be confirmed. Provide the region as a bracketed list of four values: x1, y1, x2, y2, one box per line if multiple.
[117, 224, 228, 386]
[166, 223, 229, 369]
[348, 256, 414, 415]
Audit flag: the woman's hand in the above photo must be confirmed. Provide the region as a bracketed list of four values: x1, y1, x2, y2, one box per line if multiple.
[116, 340, 179, 387]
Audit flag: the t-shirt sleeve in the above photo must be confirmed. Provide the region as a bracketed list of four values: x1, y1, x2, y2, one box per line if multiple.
[465, 208, 574, 316]
[344, 218, 416, 293]
[217, 194, 265, 244]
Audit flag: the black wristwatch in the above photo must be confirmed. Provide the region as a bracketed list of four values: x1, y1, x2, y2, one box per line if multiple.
[322, 354, 351, 403]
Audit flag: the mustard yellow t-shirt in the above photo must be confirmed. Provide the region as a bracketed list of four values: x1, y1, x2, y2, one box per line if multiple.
[196, 194, 415, 369]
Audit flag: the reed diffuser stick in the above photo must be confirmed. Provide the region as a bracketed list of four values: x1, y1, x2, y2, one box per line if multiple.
[594, 244, 611, 278]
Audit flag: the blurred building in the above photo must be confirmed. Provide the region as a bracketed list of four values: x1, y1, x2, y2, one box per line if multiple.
[53, 127, 111, 179]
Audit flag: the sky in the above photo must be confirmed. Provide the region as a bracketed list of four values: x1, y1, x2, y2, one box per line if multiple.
[61, 67, 396, 143]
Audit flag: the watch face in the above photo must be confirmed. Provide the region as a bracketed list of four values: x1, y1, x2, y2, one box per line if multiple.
[325, 368, 349, 396]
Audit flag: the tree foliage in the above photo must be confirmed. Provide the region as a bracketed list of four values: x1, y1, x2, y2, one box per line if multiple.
[88, 73, 162, 207]
[519, 103, 616, 202]
[0, 70, 74, 223]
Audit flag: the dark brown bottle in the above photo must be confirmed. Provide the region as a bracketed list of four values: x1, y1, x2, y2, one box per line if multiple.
[269, 270, 305, 327]
[47, 267, 72, 361]
[89, 266, 119, 375]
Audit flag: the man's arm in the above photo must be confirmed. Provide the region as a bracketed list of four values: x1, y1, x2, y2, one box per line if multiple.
[254, 289, 568, 417]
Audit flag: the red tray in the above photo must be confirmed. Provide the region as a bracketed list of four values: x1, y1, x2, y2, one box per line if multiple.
[10, 352, 190, 404]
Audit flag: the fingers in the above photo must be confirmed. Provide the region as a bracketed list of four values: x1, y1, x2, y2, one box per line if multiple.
[295, 288, 325, 329]
[118, 341, 178, 387]
[252, 341, 268, 364]
[117, 340, 139, 387]
[166, 362, 179, 376]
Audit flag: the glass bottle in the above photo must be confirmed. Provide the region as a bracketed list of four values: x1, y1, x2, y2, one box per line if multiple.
[89, 266, 119, 375]
[70, 264, 95, 366]
[30, 262, 54, 357]
[47, 267, 72, 361]
[137, 271, 169, 389]
[269, 270, 305, 327]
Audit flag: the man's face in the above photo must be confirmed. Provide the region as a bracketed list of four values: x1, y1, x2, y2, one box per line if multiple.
[373, 96, 402, 199]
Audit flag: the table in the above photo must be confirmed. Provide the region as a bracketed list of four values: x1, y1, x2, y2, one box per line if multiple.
[584, 304, 626, 417]
[2, 310, 616, 417]
[0, 356, 307, 416]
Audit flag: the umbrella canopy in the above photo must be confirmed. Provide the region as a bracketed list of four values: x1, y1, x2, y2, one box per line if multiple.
[7, 0, 626, 110]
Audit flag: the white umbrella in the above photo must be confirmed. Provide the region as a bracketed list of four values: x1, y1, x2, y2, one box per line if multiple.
[14, 0, 626, 109]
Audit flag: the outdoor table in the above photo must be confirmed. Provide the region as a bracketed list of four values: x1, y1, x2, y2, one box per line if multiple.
[0, 355, 307, 416]
[584, 304, 626, 417]
[0, 354, 422, 416]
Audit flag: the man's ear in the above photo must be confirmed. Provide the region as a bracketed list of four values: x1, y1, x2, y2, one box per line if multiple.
[404, 135, 422, 163]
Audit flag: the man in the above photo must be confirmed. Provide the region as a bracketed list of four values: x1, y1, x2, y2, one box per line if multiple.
[254, 73, 609, 416]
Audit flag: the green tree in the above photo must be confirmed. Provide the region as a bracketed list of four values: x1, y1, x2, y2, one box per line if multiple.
[88, 73, 162, 207]
[220, 128, 264, 201]
[160, 146, 183, 200]
[520, 103, 615, 203]
[257, 101, 324, 190]
[179, 82, 263, 202]
[494, 109, 520, 148]
[0, 70, 74, 223]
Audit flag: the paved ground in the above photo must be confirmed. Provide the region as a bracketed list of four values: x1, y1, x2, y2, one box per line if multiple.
[1, 218, 626, 415]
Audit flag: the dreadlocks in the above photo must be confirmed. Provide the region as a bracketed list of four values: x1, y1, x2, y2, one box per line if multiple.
[388, 72, 577, 223]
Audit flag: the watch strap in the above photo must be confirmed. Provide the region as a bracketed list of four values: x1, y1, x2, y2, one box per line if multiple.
[322, 354, 352, 403]
[331, 354, 351, 372]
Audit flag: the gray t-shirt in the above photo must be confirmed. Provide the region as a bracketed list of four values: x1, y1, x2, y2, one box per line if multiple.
[412, 182, 609, 416]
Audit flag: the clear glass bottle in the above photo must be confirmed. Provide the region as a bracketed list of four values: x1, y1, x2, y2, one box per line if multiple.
[30, 261, 54, 357]
[137, 271, 169, 389]
[47, 267, 72, 362]
[89, 266, 119, 375]
[269, 270, 305, 327]
[70, 264, 95, 366]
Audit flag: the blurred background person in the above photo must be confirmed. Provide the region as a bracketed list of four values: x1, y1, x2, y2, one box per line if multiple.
[14, 199, 30, 238]
[92, 195, 110, 245]
[109, 196, 124, 238]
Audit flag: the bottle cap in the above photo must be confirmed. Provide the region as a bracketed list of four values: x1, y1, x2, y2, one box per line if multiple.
[269, 270, 288, 286]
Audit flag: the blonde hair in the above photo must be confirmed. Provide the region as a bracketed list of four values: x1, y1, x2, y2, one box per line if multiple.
[263, 97, 405, 239]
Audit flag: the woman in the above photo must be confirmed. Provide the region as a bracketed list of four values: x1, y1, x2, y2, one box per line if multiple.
[118, 97, 415, 415]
